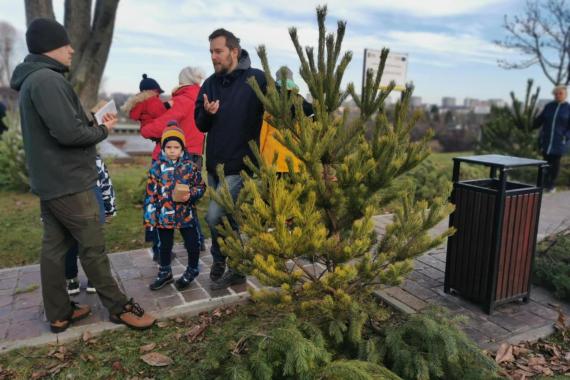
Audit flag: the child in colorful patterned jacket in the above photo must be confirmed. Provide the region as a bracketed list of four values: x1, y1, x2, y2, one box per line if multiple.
[144, 121, 206, 291]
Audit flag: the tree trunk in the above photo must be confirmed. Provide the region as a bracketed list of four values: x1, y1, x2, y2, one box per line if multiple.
[24, 0, 119, 110]
[24, 0, 55, 25]
[71, 0, 119, 109]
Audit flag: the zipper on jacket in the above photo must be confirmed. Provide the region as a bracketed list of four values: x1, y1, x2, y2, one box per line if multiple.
[547, 103, 561, 155]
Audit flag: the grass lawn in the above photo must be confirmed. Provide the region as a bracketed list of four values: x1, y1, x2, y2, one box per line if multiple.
[0, 302, 324, 379]
[0, 156, 210, 269]
[0, 305, 246, 379]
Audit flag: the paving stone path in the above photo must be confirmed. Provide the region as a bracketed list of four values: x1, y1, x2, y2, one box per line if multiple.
[0, 191, 568, 353]
[375, 190, 570, 351]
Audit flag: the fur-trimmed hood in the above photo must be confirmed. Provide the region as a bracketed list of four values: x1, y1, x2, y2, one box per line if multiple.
[121, 90, 160, 113]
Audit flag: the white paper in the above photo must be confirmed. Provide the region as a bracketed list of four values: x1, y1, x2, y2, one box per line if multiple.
[94, 99, 117, 125]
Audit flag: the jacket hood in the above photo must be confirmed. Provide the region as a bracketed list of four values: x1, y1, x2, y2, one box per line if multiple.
[216, 49, 252, 80]
[236, 49, 251, 71]
[121, 90, 160, 113]
[10, 54, 68, 91]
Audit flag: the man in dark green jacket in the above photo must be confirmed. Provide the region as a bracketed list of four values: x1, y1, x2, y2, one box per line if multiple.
[10, 18, 155, 332]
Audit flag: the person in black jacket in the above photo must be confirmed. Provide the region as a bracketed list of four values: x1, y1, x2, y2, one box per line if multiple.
[535, 85, 570, 192]
[195, 28, 266, 289]
[10, 18, 155, 332]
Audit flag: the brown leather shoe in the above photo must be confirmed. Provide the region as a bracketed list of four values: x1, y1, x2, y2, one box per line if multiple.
[110, 299, 156, 330]
[50, 303, 91, 333]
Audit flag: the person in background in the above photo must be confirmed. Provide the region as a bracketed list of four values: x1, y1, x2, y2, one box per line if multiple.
[122, 74, 170, 262]
[122, 73, 169, 130]
[259, 66, 313, 174]
[142, 67, 207, 253]
[535, 85, 570, 193]
[66, 155, 116, 295]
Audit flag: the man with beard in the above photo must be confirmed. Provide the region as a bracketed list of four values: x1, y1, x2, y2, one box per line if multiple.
[195, 29, 266, 289]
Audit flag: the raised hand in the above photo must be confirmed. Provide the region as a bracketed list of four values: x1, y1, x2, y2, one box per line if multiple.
[203, 94, 220, 115]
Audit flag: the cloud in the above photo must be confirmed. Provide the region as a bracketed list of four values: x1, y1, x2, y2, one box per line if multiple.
[124, 47, 188, 58]
[383, 31, 511, 64]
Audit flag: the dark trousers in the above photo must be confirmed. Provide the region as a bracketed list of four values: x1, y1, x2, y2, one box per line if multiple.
[40, 188, 128, 322]
[543, 153, 561, 190]
[65, 186, 105, 279]
[157, 226, 200, 270]
[205, 173, 243, 264]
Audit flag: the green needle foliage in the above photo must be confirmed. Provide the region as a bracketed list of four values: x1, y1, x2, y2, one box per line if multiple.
[211, 3, 454, 346]
[380, 309, 501, 380]
[478, 79, 541, 160]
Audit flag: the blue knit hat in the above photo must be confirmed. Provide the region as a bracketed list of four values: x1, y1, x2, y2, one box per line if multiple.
[139, 74, 164, 93]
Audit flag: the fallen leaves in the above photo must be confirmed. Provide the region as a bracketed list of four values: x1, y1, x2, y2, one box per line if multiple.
[0, 365, 13, 380]
[139, 343, 157, 354]
[185, 324, 207, 343]
[140, 352, 173, 367]
[496, 339, 570, 377]
[82, 330, 93, 343]
[495, 309, 570, 378]
[495, 343, 514, 363]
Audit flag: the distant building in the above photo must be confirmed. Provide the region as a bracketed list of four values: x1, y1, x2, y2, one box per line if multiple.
[473, 105, 491, 115]
[410, 96, 422, 107]
[442, 97, 456, 107]
[463, 98, 479, 108]
[488, 98, 507, 108]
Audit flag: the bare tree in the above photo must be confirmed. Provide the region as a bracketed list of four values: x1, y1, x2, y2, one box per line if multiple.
[0, 21, 17, 87]
[25, 0, 119, 109]
[496, 0, 570, 86]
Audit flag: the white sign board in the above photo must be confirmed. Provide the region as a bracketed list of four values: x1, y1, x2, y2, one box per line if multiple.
[363, 49, 409, 91]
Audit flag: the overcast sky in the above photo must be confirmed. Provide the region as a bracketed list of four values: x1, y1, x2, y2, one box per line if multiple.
[0, 0, 558, 105]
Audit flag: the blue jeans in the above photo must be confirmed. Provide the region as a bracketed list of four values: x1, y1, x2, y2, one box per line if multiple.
[206, 174, 243, 264]
[65, 186, 105, 279]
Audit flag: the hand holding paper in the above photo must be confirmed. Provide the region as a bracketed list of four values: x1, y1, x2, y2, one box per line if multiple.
[94, 99, 118, 125]
[102, 113, 118, 131]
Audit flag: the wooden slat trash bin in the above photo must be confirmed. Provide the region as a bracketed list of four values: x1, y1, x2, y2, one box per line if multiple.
[444, 154, 548, 314]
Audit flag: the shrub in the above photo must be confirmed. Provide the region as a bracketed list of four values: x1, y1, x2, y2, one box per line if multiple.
[534, 229, 570, 301]
[380, 309, 501, 380]
[0, 112, 29, 191]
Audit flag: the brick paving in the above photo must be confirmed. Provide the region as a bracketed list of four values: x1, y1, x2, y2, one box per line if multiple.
[0, 242, 257, 352]
[1, 191, 568, 353]
[376, 190, 570, 351]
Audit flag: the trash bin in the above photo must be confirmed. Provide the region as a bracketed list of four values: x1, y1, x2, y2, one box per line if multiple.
[444, 154, 548, 314]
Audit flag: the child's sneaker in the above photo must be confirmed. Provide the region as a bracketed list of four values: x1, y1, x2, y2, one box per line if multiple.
[86, 281, 97, 294]
[66, 278, 80, 296]
[175, 268, 198, 291]
[149, 267, 173, 291]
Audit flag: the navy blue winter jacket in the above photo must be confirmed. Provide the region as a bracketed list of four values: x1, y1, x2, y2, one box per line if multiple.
[195, 50, 267, 175]
[536, 101, 570, 156]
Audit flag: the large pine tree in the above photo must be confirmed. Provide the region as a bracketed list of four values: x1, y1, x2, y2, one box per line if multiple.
[212, 6, 453, 325]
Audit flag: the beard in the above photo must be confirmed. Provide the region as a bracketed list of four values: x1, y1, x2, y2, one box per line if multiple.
[214, 56, 235, 75]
